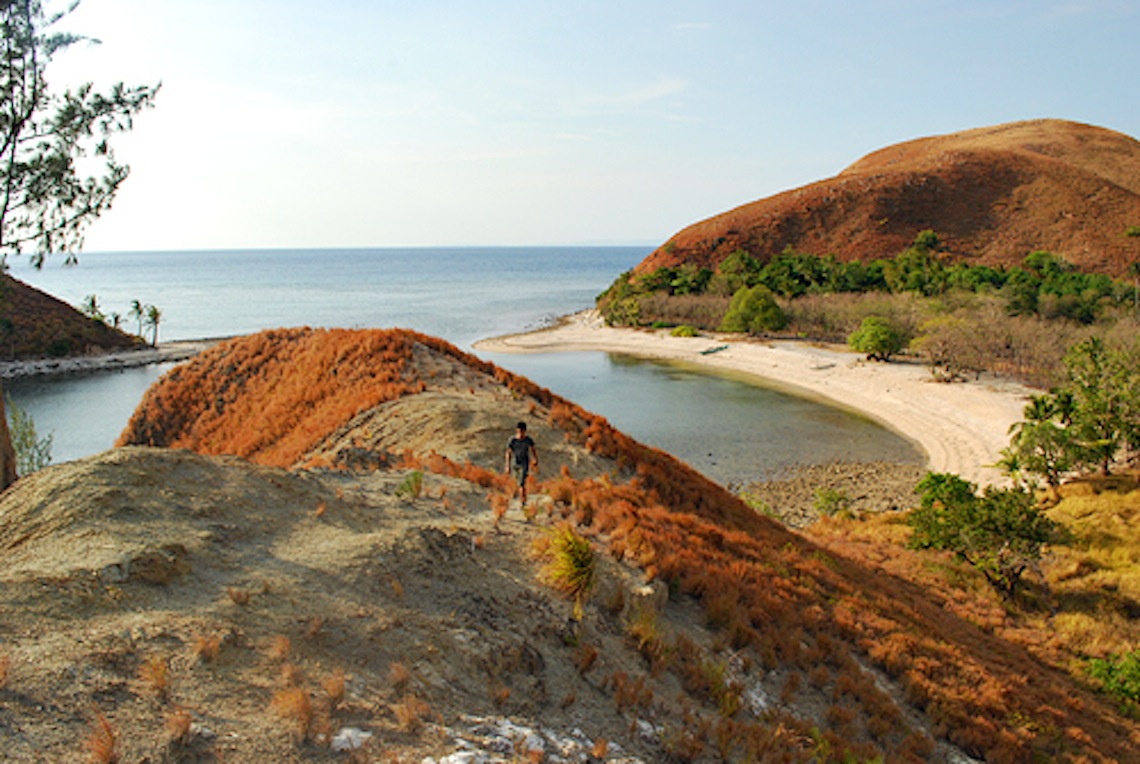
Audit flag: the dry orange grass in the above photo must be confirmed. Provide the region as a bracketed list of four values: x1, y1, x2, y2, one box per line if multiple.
[85, 713, 118, 764]
[266, 635, 291, 662]
[321, 668, 346, 709]
[164, 707, 193, 746]
[136, 654, 171, 701]
[116, 326, 1139, 761]
[189, 632, 221, 663]
[388, 661, 411, 694]
[269, 686, 313, 741]
[393, 693, 430, 732]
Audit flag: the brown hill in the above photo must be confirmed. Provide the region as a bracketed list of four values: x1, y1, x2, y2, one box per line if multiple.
[638, 119, 1140, 277]
[0, 273, 142, 360]
[0, 328, 1133, 761]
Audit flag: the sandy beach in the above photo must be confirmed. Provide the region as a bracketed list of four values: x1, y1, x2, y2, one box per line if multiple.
[475, 310, 1035, 487]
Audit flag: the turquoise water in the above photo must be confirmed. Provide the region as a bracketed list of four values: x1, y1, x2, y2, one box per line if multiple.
[6, 247, 922, 483]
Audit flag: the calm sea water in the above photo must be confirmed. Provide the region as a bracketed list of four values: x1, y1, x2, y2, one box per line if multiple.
[6, 247, 921, 484]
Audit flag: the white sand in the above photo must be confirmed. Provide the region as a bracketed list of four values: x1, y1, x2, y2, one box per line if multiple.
[475, 310, 1035, 487]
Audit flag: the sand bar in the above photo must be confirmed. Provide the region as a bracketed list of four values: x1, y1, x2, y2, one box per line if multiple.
[0, 339, 221, 380]
[475, 310, 1035, 487]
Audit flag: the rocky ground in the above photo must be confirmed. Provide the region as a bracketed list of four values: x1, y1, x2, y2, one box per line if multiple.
[741, 462, 930, 529]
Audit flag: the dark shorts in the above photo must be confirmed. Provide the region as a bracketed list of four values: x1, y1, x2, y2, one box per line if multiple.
[511, 463, 529, 486]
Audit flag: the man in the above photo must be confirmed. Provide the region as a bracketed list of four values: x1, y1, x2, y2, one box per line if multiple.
[505, 421, 538, 506]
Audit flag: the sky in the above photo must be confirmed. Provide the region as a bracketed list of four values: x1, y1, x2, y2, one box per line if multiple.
[43, 0, 1140, 252]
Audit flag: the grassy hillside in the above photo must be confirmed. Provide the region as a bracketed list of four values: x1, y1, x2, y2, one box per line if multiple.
[637, 119, 1140, 279]
[102, 328, 1140, 761]
[0, 273, 142, 360]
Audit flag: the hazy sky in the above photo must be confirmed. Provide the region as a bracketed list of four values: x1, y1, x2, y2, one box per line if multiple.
[49, 0, 1139, 252]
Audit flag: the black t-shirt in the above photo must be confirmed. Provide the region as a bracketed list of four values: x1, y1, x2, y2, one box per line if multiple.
[507, 435, 535, 467]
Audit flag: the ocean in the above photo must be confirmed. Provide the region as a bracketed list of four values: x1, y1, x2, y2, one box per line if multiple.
[6, 247, 921, 485]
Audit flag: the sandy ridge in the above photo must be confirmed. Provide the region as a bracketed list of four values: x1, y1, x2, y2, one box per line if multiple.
[475, 310, 1034, 487]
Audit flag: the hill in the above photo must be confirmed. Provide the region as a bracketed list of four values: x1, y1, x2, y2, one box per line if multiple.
[637, 119, 1140, 277]
[0, 328, 1135, 761]
[0, 273, 142, 360]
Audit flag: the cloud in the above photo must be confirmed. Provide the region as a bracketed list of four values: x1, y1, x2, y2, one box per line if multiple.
[562, 78, 688, 117]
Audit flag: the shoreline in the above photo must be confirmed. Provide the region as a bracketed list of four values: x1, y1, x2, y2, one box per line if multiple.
[0, 339, 222, 380]
[475, 310, 1034, 487]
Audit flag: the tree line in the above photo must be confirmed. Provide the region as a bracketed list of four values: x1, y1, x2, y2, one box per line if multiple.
[601, 230, 1140, 328]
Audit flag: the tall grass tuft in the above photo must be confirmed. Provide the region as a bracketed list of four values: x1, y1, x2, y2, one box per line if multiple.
[85, 713, 118, 764]
[542, 523, 596, 619]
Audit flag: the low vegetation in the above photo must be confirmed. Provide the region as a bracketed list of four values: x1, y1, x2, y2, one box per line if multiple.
[598, 231, 1140, 387]
[108, 327, 1138, 760]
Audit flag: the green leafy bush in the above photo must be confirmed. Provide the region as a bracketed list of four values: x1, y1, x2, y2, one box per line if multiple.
[1089, 651, 1140, 707]
[847, 316, 904, 361]
[718, 285, 786, 335]
[670, 324, 699, 338]
[908, 472, 1061, 598]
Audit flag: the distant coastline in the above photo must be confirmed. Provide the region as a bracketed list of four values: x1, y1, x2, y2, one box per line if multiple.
[0, 339, 222, 380]
[475, 310, 1033, 487]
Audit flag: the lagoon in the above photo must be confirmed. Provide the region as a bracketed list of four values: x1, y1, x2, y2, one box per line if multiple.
[6, 247, 922, 483]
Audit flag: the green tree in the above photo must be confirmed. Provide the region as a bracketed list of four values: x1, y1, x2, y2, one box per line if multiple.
[0, 0, 157, 487]
[847, 315, 904, 361]
[128, 298, 145, 336]
[1063, 337, 1138, 475]
[1001, 394, 1076, 493]
[908, 472, 1061, 598]
[718, 284, 786, 335]
[80, 293, 104, 322]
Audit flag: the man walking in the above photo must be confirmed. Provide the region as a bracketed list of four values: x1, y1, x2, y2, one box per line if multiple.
[505, 421, 538, 507]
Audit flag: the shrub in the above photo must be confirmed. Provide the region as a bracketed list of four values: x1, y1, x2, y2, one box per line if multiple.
[813, 487, 853, 518]
[908, 472, 1061, 598]
[322, 668, 347, 708]
[542, 524, 596, 619]
[1089, 651, 1140, 706]
[395, 469, 424, 500]
[670, 324, 699, 337]
[269, 687, 313, 741]
[718, 285, 787, 335]
[847, 315, 904, 361]
[6, 396, 52, 476]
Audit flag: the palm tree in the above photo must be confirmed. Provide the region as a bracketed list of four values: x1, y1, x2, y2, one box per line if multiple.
[81, 294, 104, 323]
[144, 304, 162, 346]
[128, 299, 144, 337]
